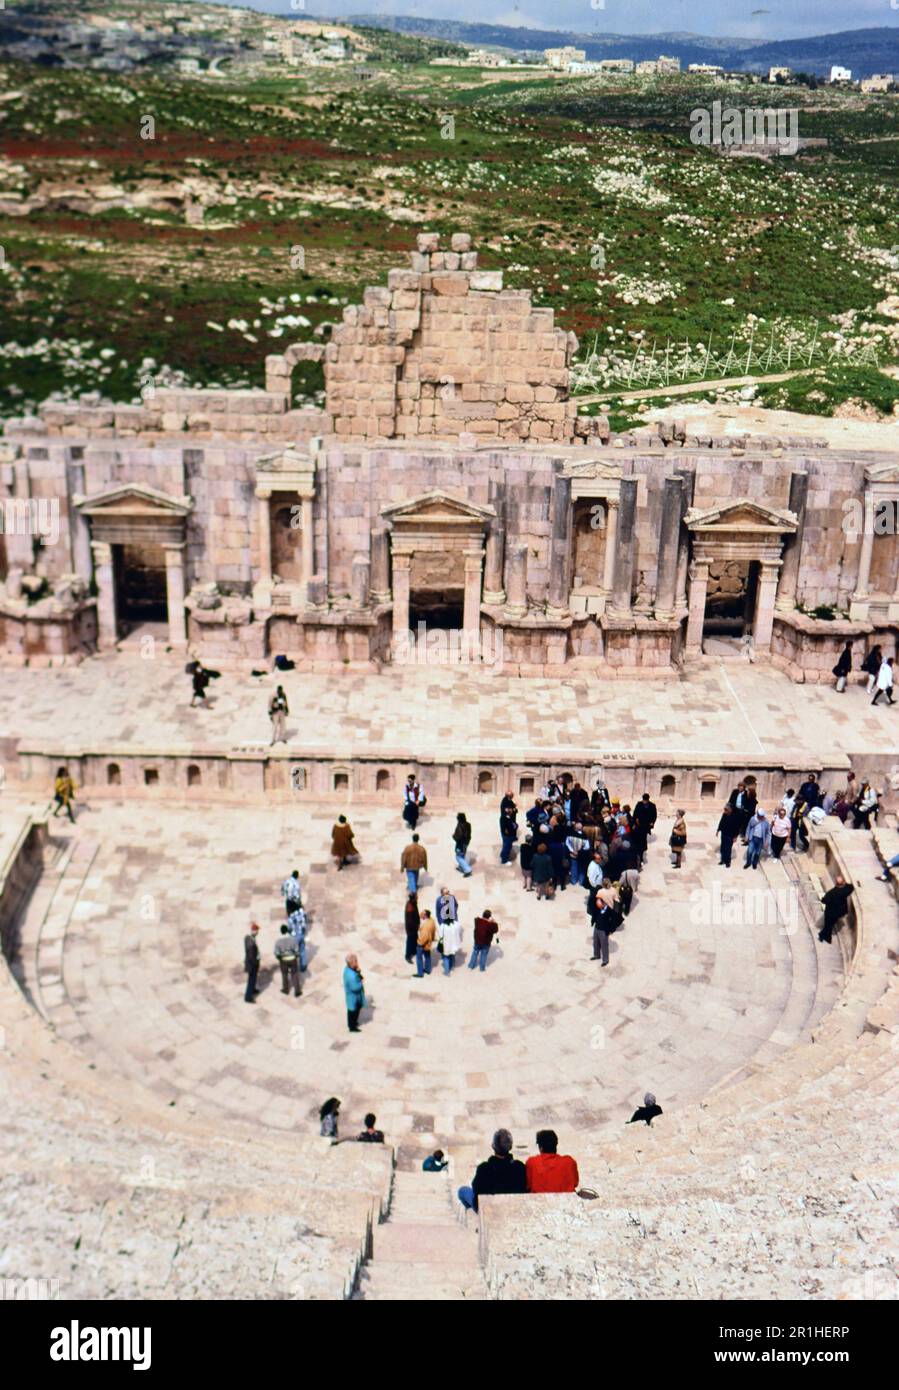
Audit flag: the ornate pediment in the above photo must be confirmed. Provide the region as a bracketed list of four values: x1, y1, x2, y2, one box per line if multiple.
[685, 498, 798, 533]
[74, 483, 192, 517]
[254, 448, 316, 497]
[865, 460, 899, 488]
[562, 456, 623, 501]
[381, 491, 496, 526]
[562, 458, 623, 482]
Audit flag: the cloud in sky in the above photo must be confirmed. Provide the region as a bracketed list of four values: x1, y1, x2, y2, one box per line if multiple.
[240, 0, 899, 40]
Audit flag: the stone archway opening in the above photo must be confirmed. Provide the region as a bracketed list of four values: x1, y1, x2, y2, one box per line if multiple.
[702, 558, 760, 648]
[381, 491, 496, 656]
[684, 499, 798, 658]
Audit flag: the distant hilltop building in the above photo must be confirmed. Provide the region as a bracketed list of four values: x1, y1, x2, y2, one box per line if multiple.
[636, 55, 680, 76]
[829, 65, 852, 83]
[688, 63, 723, 75]
[598, 58, 634, 73]
[768, 66, 793, 83]
[861, 73, 895, 93]
[545, 46, 585, 69]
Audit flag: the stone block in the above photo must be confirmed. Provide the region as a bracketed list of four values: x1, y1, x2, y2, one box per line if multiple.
[470, 271, 503, 291]
[417, 232, 440, 253]
[431, 275, 469, 297]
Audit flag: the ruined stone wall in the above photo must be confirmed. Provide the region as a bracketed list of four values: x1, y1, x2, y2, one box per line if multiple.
[321, 233, 585, 446]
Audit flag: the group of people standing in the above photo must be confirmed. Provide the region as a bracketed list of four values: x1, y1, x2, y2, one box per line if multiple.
[833, 643, 895, 706]
[243, 869, 310, 1003]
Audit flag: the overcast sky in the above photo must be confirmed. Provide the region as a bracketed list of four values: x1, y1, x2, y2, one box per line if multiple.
[235, 0, 899, 40]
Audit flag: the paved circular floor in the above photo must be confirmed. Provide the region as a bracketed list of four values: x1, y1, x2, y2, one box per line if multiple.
[19, 802, 841, 1149]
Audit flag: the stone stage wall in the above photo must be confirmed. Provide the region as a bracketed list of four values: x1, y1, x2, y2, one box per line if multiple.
[1, 232, 897, 676]
[3, 740, 851, 812]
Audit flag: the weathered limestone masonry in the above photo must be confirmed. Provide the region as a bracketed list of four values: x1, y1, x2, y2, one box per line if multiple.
[0, 231, 897, 676]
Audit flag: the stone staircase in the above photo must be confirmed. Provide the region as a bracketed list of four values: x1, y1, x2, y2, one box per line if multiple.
[2, 805, 895, 1300]
[353, 1166, 488, 1301]
[475, 823, 899, 1299]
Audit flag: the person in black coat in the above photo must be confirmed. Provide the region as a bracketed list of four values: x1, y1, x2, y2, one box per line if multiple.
[499, 804, 519, 864]
[520, 835, 535, 891]
[589, 893, 616, 967]
[818, 877, 854, 943]
[633, 793, 657, 839]
[457, 1129, 527, 1211]
[244, 922, 261, 1003]
[833, 642, 852, 692]
[627, 1092, 663, 1126]
[798, 774, 822, 810]
[717, 802, 743, 868]
[404, 893, 420, 964]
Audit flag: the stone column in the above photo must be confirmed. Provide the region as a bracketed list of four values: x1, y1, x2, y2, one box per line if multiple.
[775, 470, 808, 611]
[547, 474, 572, 615]
[91, 539, 118, 651]
[371, 526, 391, 604]
[301, 495, 314, 586]
[685, 558, 710, 654]
[853, 491, 876, 600]
[256, 487, 272, 584]
[483, 519, 506, 605]
[654, 476, 684, 620]
[463, 548, 484, 633]
[609, 477, 637, 618]
[674, 467, 696, 609]
[601, 498, 619, 595]
[391, 552, 411, 642]
[505, 544, 528, 616]
[753, 561, 781, 652]
[66, 461, 92, 582]
[163, 543, 187, 648]
[351, 555, 370, 609]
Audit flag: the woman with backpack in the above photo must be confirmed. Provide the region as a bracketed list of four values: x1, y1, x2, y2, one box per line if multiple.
[669, 810, 687, 869]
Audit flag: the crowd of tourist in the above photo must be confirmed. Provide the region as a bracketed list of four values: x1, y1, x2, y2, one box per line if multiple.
[236, 755, 894, 1096]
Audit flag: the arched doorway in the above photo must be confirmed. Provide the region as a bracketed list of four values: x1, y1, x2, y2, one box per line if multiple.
[684, 499, 798, 657]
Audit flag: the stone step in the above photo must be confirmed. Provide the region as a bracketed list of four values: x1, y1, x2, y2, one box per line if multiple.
[372, 1223, 477, 1265]
[353, 1263, 488, 1301]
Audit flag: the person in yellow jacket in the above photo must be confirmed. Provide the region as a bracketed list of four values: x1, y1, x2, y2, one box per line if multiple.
[53, 767, 76, 823]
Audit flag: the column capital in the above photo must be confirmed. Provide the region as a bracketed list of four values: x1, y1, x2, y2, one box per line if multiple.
[255, 486, 272, 501]
[392, 552, 412, 571]
[90, 539, 112, 565]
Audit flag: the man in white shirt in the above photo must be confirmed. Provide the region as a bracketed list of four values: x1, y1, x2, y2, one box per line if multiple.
[872, 657, 895, 707]
[586, 852, 605, 891]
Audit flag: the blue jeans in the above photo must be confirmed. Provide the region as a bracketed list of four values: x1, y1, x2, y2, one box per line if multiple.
[455, 848, 472, 875]
[457, 1185, 476, 1211]
[416, 947, 432, 976]
[568, 859, 582, 886]
[442, 951, 456, 975]
[292, 935, 308, 970]
[406, 868, 420, 893]
[468, 945, 489, 971]
[745, 841, 763, 868]
[500, 834, 515, 863]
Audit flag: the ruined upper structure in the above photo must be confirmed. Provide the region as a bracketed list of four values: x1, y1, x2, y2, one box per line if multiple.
[265, 232, 588, 446]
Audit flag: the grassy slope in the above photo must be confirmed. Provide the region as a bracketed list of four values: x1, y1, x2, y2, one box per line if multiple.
[0, 52, 897, 417]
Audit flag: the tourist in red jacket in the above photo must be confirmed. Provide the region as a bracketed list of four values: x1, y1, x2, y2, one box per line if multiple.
[525, 1130, 580, 1193]
[468, 909, 498, 972]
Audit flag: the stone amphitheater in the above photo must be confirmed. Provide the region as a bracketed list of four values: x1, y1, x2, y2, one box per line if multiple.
[1, 658, 898, 1301]
[0, 232, 897, 1301]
